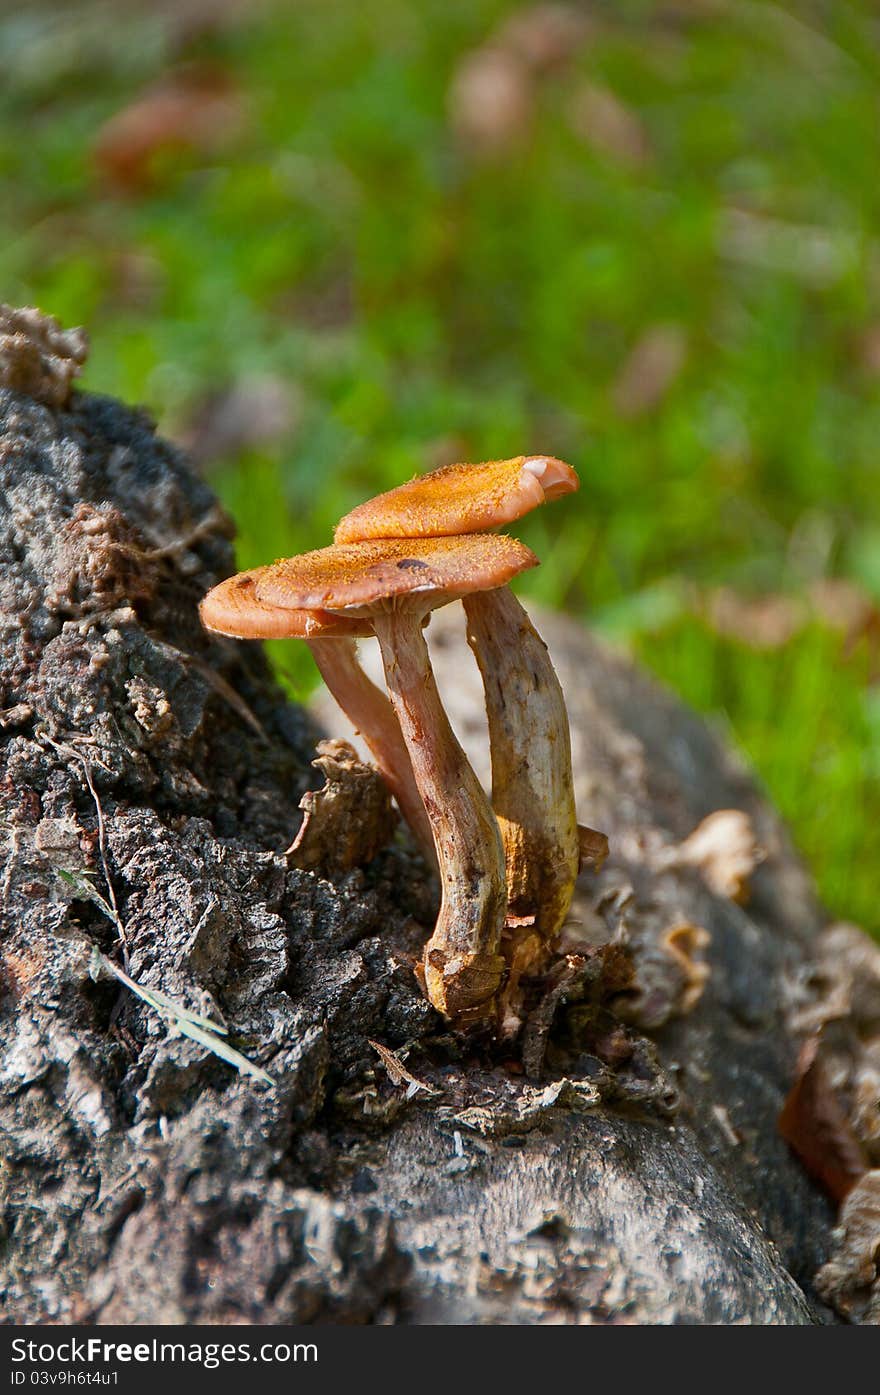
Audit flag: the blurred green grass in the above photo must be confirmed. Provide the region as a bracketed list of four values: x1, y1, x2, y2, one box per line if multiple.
[2, 0, 879, 930]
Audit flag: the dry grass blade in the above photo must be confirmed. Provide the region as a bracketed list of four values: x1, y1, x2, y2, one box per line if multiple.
[89, 946, 274, 1087]
[368, 1039, 441, 1099]
[42, 734, 129, 963]
[57, 869, 274, 1087]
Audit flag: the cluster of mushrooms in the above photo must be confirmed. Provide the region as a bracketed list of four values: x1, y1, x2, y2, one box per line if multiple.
[201, 454, 597, 1036]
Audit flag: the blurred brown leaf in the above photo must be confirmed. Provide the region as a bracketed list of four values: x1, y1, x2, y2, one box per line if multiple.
[720, 208, 857, 288]
[611, 323, 687, 417]
[809, 578, 879, 644]
[779, 1035, 868, 1204]
[496, 3, 593, 72]
[449, 7, 597, 158]
[448, 46, 533, 155]
[283, 271, 355, 332]
[155, 0, 268, 51]
[569, 81, 652, 170]
[855, 323, 880, 380]
[93, 64, 245, 193]
[577, 823, 609, 872]
[706, 587, 805, 649]
[179, 375, 300, 468]
[703, 579, 880, 665]
[110, 249, 166, 312]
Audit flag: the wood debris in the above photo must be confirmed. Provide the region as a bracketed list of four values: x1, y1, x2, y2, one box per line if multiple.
[286, 739, 397, 873]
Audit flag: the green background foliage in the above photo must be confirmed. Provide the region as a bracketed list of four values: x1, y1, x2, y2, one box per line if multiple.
[2, 0, 878, 930]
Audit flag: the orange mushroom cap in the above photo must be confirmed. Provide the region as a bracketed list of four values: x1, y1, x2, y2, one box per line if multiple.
[199, 568, 372, 640]
[254, 534, 538, 615]
[333, 455, 579, 544]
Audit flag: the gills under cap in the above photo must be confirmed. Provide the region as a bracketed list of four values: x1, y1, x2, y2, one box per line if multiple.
[200, 568, 372, 640]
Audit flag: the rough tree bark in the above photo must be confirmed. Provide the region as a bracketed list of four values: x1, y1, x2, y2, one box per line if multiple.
[0, 310, 872, 1325]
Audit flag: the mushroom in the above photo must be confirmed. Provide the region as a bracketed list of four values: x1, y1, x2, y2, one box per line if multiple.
[253, 532, 538, 1024]
[333, 455, 582, 1028]
[199, 569, 435, 862]
[334, 453, 578, 543]
[462, 587, 579, 1016]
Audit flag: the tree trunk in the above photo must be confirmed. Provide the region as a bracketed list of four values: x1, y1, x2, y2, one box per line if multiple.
[0, 310, 852, 1324]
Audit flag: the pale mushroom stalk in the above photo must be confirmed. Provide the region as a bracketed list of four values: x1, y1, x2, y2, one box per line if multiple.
[306, 635, 435, 865]
[253, 531, 538, 1026]
[463, 587, 579, 1027]
[372, 606, 507, 1022]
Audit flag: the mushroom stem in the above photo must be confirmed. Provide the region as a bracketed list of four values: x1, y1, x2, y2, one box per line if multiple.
[306, 636, 436, 867]
[462, 589, 579, 1025]
[371, 609, 507, 1023]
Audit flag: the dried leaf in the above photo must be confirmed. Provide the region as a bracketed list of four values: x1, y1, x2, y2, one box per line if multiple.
[179, 375, 299, 468]
[286, 739, 397, 873]
[809, 578, 878, 645]
[496, 4, 593, 72]
[706, 587, 805, 650]
[856, 324, 880, 381]
[674, 809, 762, 903]
[448, 6, 591, 158]
[778, 1035, 867, 1204]
[720, 208, 858, 288]
[448, 46, 533, 155]
[93, 65, 244, 194]
[578, 824, 609, 872]
[368, 1040, 440, 1099]
[698, 580, 879, 657]
[852, 1044, 880, 1163]
[569, 81, 651, 170]
[611, 324, 687, 418]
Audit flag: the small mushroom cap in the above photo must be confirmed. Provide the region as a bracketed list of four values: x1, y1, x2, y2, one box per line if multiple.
[200, 569, 371, 640]
[333, 455, 579, 544]
[254, 534, 538, 615]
